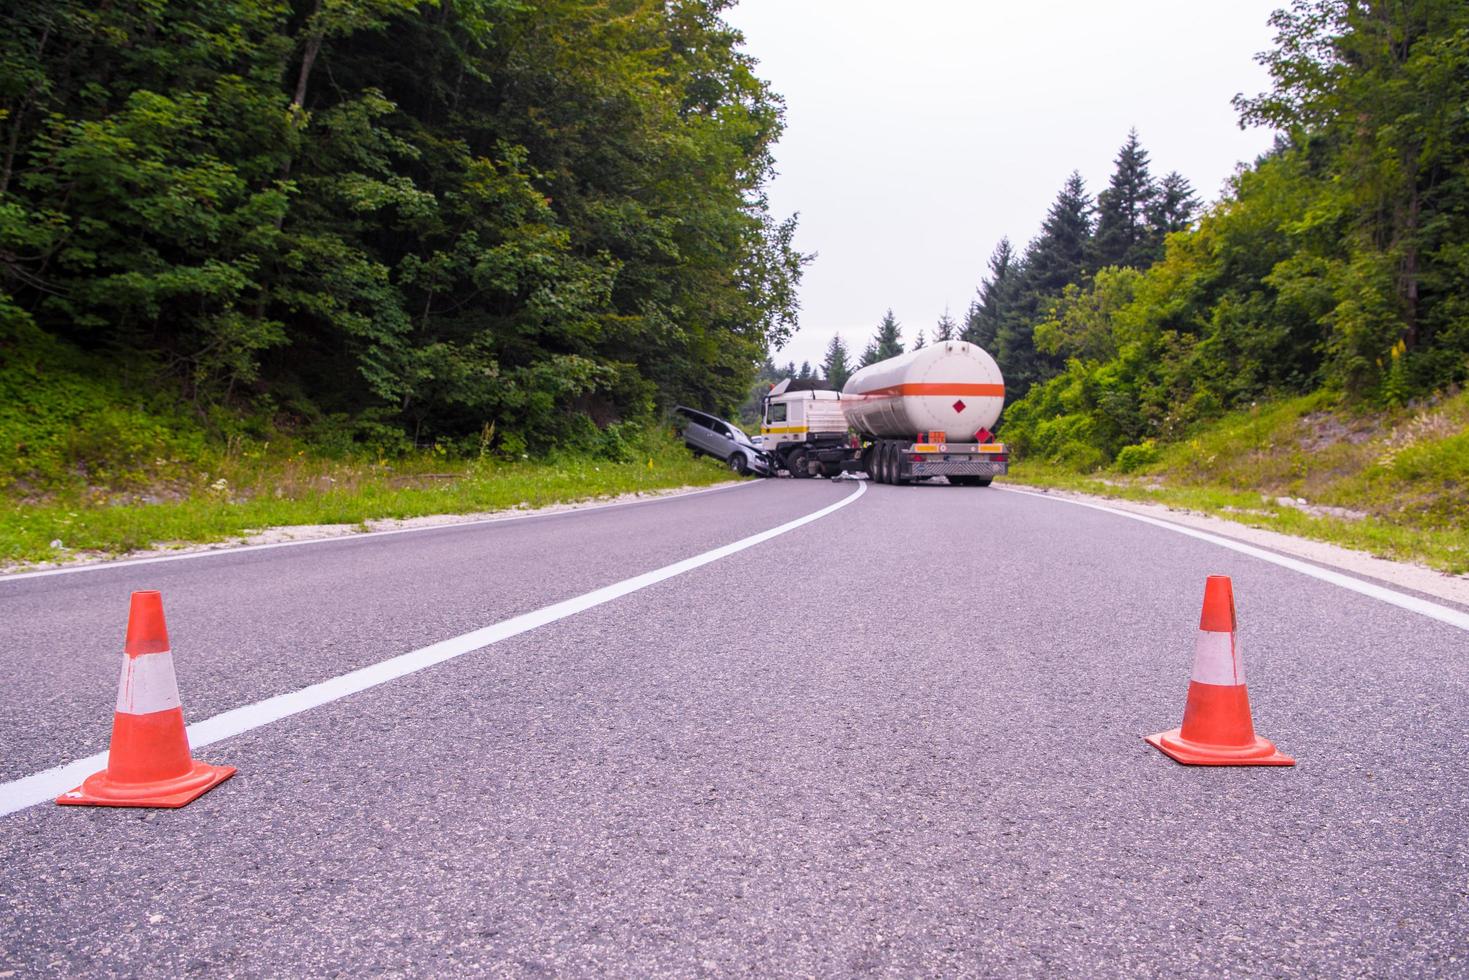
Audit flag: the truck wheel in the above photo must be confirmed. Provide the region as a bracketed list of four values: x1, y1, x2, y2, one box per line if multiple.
[862, 446, 880, 483]
[891, 443, 911, 486]
[728, 453, 748, 476]
[787, 449, 813, 478]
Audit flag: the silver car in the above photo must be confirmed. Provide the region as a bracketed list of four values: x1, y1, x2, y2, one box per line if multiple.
[674, 406, 771, 476]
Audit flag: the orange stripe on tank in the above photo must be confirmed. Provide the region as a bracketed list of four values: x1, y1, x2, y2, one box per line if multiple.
[858, 383, 1005, 398]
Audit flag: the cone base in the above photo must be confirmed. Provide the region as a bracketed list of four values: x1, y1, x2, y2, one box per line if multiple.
[56, 760, 236, 808]
[1145, 728, 1294, 766]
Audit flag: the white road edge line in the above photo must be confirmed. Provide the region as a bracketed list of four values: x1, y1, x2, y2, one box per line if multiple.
[0, 480, 757, 584]
[997, 485, 1469, 632]
[0, 481, 866, 817]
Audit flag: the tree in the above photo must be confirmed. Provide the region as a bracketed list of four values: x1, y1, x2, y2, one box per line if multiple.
[912, 330, 926, 350]
[821, 333, 853, 389]
[1023, 171, 1095, 296]
[862, 309, 904, 365]
[996, 173, 1094, 395]
[1149, 171, 1202, 241]
[1234, 0, 1469, 389]
[797, 361, 814, 380]
[934, 310, 957, 342]
[0, 0, 810, 454]
[963, 238, 1016, 350]
[1092, 129, 1158, 269]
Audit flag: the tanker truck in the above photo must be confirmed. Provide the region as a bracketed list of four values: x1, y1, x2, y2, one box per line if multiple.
[754, 341, 1010, 485]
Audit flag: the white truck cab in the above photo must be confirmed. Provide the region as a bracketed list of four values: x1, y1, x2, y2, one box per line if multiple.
[756, 379, 852, 478]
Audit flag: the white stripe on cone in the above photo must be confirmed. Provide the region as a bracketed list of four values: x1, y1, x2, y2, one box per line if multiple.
[1190, 629, 1244, 687]
[116, 651, 183, 715]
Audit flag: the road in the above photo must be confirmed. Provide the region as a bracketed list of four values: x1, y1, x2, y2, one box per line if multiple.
[1, 479, 1465, 976]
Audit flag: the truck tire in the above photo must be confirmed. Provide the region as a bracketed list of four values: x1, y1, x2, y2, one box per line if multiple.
[891, 442, 911, 486]
[863, 446, 881, 483]
[787, 448, 813, 478]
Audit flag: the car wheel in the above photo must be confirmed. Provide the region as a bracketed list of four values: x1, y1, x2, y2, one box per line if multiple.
[788, 449, 813, 478]
[728, 453, 748, 476]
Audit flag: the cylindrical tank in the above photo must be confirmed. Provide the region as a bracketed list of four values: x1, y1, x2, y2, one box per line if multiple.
[841, 341, 1005, 440]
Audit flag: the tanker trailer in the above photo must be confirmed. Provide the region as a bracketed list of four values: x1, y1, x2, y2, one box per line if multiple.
[841, 341, 1009, 486]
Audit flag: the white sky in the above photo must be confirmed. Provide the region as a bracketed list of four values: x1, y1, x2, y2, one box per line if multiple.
[723, 0, 1284, 370]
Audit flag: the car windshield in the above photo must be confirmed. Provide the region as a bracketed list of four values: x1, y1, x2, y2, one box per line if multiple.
[729, 424, 754, 444]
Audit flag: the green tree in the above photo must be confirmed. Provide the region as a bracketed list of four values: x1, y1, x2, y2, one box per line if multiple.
[963, 238, 1016, 350]
[997, 173, 1093, 395]
[863, 308, 904, 365]
[934, 310, 957, 342]
[821, 333, 853, 389]
[1149, 171, 1202, 241]
[1092, 129, 1158, 270]
[1235, 0, 1469, 392]
[912, 329, 926, 350]
[0, 0, 810, 454]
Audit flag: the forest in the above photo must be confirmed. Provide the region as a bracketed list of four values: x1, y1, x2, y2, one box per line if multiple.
[1, 0, 805, 470]
[811, 1, 1467, 478]
[4, 0, 1467, 497]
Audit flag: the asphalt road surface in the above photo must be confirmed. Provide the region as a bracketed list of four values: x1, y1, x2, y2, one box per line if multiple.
[2, 479, 1465, 976]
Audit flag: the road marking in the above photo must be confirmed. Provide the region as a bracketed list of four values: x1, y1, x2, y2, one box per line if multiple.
[998, 486, 1469, 632]
[0, 480, 756, 584]
[0, 481, 866, 817]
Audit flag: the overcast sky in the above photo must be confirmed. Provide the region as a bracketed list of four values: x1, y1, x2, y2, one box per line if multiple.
[722, 0, 1284, 370]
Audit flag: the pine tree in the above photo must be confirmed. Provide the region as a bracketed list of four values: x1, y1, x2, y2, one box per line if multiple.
[1147, 171, 1201, 255]
[783, 360, 797, 379]
[865, 309, 905, 364]
[1023, 172, 1094, 295]
[997, 173, 1093, 396]
[1092, 130, 1157, 270]
[912, 329, 926, 350]
[797, 360, 813, 380]
[860, 339, 880, 367]
[934, 310, 956, 342]
[821, 333, 853, 390]
[963, 238, 1016, 350]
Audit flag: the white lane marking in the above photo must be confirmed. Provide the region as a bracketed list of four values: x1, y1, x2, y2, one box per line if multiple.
[0, 482, 866, 817]
[1191, 630, 1243, 687]
[998, 486, 1469, 632]
[0, 480, 756, 583]
[116, 651, 183, 715]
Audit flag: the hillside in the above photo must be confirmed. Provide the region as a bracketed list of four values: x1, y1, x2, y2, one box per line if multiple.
[1005, 389, 1469, 574]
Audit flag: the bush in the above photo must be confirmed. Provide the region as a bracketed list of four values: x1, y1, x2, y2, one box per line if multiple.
[1114, 440, 1161, 473]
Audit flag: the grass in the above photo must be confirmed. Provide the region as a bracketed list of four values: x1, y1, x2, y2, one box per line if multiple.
[0, 323, 741, 567]
[1000, 389, 1469, 576]
[0, 435, 738, 567]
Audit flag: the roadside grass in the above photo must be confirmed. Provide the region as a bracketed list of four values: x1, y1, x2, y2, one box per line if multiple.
[0, 436, 737, 567]
[999, 389, 1469, 576]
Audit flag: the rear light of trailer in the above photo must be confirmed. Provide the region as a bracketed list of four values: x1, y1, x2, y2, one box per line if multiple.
[910, 454, 924, 463]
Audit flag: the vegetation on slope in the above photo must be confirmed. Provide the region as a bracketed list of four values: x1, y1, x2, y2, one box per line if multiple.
[1, 0, 804, 453]
[1005, 388, 1469, 574]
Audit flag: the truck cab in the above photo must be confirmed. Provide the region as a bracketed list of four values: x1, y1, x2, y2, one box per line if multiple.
[756, 379, 856, 478]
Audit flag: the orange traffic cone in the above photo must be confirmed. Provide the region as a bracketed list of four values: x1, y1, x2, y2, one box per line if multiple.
[57, 591, 236, 807]
[1145, 576, 1294, 766]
